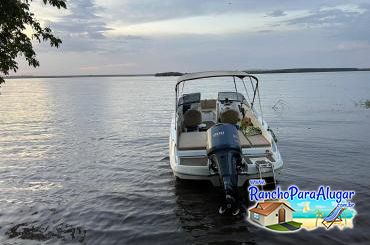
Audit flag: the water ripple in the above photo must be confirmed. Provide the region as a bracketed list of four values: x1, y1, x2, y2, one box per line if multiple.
[0, 74, 369, 244]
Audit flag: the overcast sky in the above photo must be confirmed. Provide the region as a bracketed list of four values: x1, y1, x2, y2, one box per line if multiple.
[16, 0, 370, 75]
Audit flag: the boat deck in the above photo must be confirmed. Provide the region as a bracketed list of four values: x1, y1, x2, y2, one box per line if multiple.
[178, 130, 270, 150]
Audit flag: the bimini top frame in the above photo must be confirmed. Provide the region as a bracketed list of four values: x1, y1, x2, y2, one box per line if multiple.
[175, 71, 260, 110]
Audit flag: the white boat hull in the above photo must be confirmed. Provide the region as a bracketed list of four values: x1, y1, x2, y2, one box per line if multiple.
[169, 71, 284, 187]
[169, 115, 283, 187]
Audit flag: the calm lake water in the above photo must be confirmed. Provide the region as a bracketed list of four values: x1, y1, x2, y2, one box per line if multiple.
[0, 72, 369, 244]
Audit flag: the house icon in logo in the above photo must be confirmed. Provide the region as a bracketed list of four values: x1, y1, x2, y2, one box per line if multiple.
[249, 201, 295, 227]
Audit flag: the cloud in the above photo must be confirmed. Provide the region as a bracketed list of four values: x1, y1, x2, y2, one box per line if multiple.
[314, 205, 326, 209]
[95, 0, 342, 26]
[320, 4, 367, 14]
[285, 3, 367, 28]
[105, 9, 312, 37]
[17, 0, 370, 75]
[266, 10, 287, 17]
[35, 0, 149, 54]
[30, 0, 110, 53]
[95, 0, 267, 24]
[102, 3, 368, 37]
[297, 202, 307, 207]
[52, 0, 110, 40]
[336, 41, 370, 51]
[30, 0, 71, 23]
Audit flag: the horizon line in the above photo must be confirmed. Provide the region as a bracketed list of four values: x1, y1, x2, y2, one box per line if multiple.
[4, 67, 370, 80]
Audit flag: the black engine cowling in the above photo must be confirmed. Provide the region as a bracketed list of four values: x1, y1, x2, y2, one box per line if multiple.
[206, 123, 243, 215]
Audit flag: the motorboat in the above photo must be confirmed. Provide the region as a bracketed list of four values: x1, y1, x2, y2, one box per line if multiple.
[169, 71, 283, 214]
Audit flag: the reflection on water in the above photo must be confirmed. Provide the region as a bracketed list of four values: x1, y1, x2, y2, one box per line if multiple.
[0, 72, 370, 244]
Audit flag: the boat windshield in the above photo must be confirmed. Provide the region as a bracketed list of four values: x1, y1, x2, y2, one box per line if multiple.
[175, 74, 260, 112]
[177, 77, 246, 100]
[218, 92, 245, 102]
[178, 93, 200, 106]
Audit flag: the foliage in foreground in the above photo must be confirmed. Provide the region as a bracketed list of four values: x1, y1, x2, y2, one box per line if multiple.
[0, 0, 67, 84]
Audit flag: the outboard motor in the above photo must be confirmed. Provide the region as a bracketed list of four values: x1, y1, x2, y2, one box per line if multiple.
[206, 123, 244, 215]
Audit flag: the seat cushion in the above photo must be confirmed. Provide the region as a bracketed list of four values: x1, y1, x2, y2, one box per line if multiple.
[183, 109, 202, 128]
[220, 109, 241, 124]
[178, 132, 207, 150]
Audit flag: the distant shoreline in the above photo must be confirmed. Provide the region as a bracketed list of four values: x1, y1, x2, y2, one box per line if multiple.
[5, 68, 370, 79]
[5, 74, 154, 79]
[247, 67, 370, 74]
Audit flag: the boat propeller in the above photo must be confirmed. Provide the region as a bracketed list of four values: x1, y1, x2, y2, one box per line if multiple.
[218, 194, 241, 216]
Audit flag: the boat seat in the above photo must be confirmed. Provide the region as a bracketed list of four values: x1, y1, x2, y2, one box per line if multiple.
[183, 109, 202, 128]
[220, 109, 241, 124]
[178, 131, 207, 150]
